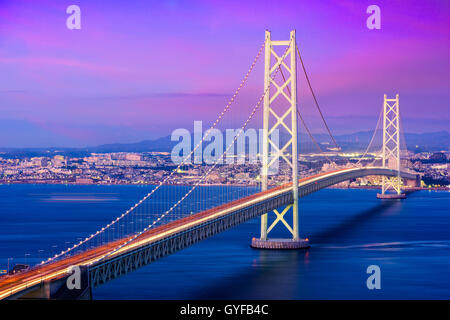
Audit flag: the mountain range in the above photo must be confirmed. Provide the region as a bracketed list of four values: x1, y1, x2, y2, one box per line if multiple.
[0, 131, 448, 158]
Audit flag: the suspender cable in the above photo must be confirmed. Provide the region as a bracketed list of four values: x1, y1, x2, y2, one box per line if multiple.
[296, 45, 340, 150]
[277, 65, 334, 165]
[354, 105, 383, 166]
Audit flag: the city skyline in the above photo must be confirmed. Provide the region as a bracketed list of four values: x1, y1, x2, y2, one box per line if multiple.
[1, 0, 449, 148]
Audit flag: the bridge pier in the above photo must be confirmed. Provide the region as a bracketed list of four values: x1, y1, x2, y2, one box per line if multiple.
[376, 193, 406, 199]
[251, 238, 310, 249]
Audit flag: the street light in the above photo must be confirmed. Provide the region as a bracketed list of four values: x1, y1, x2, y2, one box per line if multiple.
[25, 253, 30, 266]
[77, 238, 83, 252]
[65, 242, 71, 256]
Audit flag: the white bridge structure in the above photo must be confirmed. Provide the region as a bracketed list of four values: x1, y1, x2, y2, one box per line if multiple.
[0, 30, 421, 300]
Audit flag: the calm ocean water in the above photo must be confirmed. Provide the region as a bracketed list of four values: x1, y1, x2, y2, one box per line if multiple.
[0, 184, 449, 299]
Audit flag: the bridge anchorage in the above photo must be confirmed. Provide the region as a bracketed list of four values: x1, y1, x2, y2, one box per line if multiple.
[251, 30, 309, 250]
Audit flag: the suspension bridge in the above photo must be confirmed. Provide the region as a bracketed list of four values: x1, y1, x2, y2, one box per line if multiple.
[0, 30, 420, 300]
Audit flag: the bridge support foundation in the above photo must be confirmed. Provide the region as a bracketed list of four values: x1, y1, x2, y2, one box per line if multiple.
[251, 238, 310, 249]
[376, 193, 406, 199]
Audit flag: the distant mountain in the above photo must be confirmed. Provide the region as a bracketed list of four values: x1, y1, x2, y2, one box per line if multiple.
[402, 131, 450, 151]
[330, 131, 450, 152]
[0, 131, 448, 157]
[89, 136, 174, 153]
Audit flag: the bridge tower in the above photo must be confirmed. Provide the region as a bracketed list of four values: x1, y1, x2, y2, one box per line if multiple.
[251, 30, 309, 249]
[377, 94, 406, 199]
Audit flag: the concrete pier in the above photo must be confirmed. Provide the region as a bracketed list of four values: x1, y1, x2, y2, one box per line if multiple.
[377, 193, 406, 199]
[251, 238, 310, 249]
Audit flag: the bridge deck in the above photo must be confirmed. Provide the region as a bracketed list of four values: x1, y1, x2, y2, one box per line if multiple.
[0, 167, 417, 299]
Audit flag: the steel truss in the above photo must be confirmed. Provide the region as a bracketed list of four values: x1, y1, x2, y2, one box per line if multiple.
[260, 30, 300, 240]
[381, 94, 402, 195]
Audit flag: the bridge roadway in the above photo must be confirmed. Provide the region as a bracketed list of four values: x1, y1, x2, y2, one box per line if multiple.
[0, 167, 417, 299]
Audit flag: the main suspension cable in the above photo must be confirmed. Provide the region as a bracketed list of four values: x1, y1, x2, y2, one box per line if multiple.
[277, 65, 334, 164]
[296, 44, 340, 150]
[354, 104, 383, 167]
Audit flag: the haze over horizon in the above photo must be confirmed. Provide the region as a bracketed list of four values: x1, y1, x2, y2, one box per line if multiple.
[1, 0, 449, 148]
[0, 129, 448, 153]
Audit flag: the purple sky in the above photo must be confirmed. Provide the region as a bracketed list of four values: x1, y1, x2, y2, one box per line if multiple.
[0, 0, 449, 147]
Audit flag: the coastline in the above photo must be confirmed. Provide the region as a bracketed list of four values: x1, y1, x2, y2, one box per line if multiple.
[0, 180, 447, 191]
